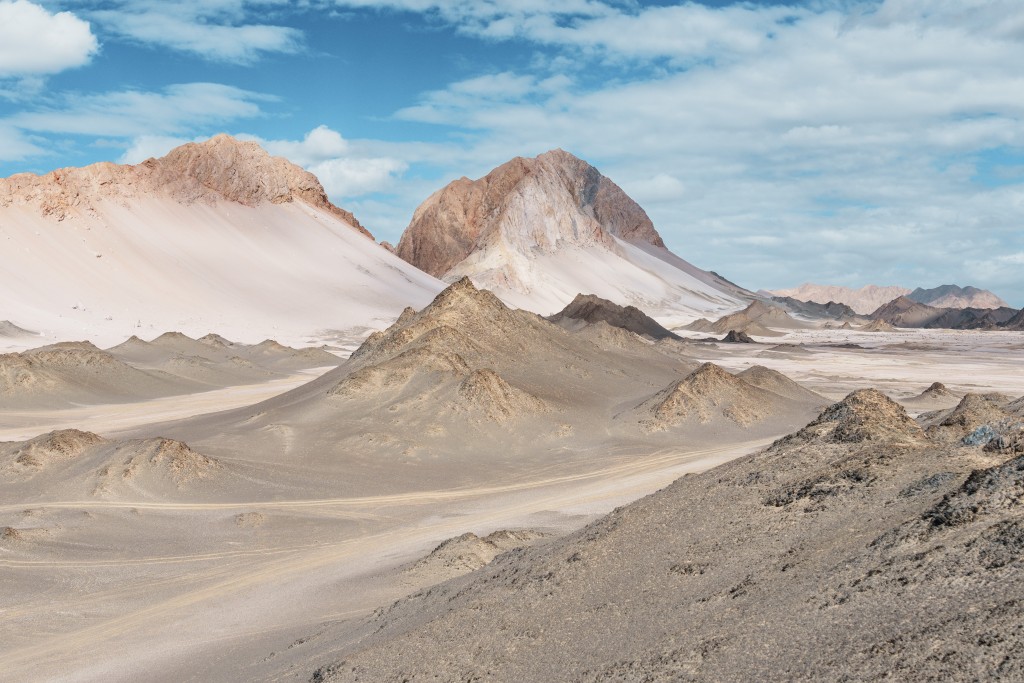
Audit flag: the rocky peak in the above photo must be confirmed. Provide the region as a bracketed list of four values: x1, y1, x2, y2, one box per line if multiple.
[395, 149, 665, 279]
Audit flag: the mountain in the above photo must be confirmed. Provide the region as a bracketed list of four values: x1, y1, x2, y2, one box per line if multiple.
[546, 294, 680, 341]
[925, 306, 1019, 330]
[908, 284, 1009, 309]
[307, 390, 1024, 682]
[870, 297, 1020, 330]
[0, 135, 442, 347]
[769, 284, 911, 315]
[394, 150, 749, 323]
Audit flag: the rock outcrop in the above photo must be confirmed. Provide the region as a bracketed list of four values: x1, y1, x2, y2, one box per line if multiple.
[790, 388, 927, 446]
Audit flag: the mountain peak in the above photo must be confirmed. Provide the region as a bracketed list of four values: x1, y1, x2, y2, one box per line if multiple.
[395, 149, 665, 282]
[0, 135, 371, 238]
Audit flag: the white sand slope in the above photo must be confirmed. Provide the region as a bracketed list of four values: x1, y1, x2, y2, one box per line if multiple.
[0, 136, 443, 349]
[0, 198, 441, 347]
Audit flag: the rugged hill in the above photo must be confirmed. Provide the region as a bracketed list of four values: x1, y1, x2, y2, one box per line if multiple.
[871, 297, 1020, 329]
[631, 362, 818, 431]
[307, 389, 1024, 682]
[908, 284, 1009, 310]
[1004, 308, 1024, 331]
[547, 294, 679, 340]
[394, 150, 748, 322]
[144, 279, 821, 497]
[769, 284, 911, 315]
[0, 135, 441, 346]
[870, 296, 945, 327]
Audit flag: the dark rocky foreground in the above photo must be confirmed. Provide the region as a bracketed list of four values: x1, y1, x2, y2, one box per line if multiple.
[308, 390, 1024, 682]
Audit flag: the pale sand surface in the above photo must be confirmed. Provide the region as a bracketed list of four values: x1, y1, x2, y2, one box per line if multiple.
[0, 367, 331, 441]
[1, 326, 1022, 682]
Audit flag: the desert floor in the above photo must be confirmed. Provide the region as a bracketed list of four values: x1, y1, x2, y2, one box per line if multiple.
[1, 328, 1022, 682]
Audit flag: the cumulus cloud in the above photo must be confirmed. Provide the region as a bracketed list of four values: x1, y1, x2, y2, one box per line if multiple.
[308, 156, 408, 198]
[260, 125, 351, 165]
[248, 126, 409, 198]
[0, 0, 97, 77]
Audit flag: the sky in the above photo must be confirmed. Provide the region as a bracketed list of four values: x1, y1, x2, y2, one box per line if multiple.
[1, 0, 1023, 306]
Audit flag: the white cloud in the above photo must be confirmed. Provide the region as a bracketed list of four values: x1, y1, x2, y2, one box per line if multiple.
[246, 126, 409, 198]
[259, 125, 351, 165]
[308, 156, 408, 198]
[11, 83, 270, 136]
[623, 173, 686, 204]
[0, 124, 43, 161]
[119, 135, 194, 163]
[0, 0, 97, 77]
[87, 0, 301, 63]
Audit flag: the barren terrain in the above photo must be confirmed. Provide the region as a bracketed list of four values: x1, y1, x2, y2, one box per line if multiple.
[1, 293, 1022, 680]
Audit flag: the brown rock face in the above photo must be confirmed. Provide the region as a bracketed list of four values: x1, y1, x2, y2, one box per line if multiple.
[395, 149, 665, 278]
[0, 134, 371, 238]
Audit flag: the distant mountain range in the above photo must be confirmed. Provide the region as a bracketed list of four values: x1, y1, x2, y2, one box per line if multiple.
[769, 283, 1008, 315]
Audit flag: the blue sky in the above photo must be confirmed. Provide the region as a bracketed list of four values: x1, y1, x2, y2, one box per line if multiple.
[1, 0, 1023, 305]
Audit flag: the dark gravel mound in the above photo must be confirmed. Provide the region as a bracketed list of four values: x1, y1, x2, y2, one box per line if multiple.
[547, 293, 679, 340]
